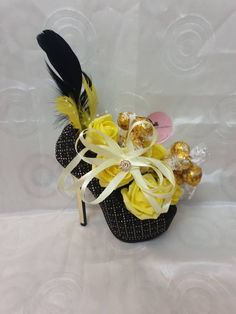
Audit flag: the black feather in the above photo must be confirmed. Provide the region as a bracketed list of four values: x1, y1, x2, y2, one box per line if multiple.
[46, 63, 71, 96]
[37, 29, 83, 103]
[80, 72, 93, 108]
[82, 71, 92, 87]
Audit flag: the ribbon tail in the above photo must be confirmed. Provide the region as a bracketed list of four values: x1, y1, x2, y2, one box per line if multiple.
[58, 152, 86, 192]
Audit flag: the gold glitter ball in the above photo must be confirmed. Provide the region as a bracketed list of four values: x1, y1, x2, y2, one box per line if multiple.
[118, 135, 127, 147]
[117, 112, 132, 130]
[171, 141, 191, 159]
[132, 117, 153, 138]
[183, 164, 202, 186]
[131, 136, 145, 148]
[175, 157, 192, 171]
[174, 171, 184, 185]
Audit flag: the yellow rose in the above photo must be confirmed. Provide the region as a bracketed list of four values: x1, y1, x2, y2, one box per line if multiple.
[171, 184, 183, 205]
[121, 174, 182, 220]
[96, 162, 133, 188]
[86, 114, 118, 145]
[144, 143, 167, 159]
[151, 144, 167, 159]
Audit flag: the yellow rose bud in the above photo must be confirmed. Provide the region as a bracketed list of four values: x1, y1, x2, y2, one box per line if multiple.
[151, 144, 167, 159]
[87, 114, 119, 145]
[144, 144, 167, 159]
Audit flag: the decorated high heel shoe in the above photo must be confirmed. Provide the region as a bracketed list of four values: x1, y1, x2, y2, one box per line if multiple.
[37, 30, 203, 243]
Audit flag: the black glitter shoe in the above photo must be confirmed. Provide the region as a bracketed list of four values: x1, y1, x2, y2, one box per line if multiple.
[56, 124, 177, 243]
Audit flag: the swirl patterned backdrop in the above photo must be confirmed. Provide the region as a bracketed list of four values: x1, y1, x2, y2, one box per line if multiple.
[0, 0, 235, 313]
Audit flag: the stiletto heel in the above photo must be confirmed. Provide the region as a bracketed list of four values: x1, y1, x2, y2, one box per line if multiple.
[76, 189, 87, 226]
[81, 201, 87, 226]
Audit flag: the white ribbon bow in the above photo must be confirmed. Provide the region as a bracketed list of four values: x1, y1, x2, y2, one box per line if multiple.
[58, 121, 176, 216]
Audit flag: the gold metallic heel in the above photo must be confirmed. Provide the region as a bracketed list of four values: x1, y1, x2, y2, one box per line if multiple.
[73, 176, 87, 226]
[76, 189, 87, 226]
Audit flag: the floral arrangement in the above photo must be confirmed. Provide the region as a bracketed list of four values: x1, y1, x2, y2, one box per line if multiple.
[37, 29, 203, 242]
[77, 112, 200, 220]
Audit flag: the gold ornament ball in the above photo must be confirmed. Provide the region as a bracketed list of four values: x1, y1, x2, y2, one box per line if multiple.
[131, 117, 153, 138]
[175, 157, 192, 171]
[118, 135, 127, 147]
[171, 141, 191, 159]
[117, 112, 132, 130]
[183, 164, 202, 186]
[174, 171, 184, 185]
[131, 135, 144, 148]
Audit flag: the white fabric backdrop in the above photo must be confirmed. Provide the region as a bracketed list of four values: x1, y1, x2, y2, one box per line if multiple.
[0, 0, 235, 313]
